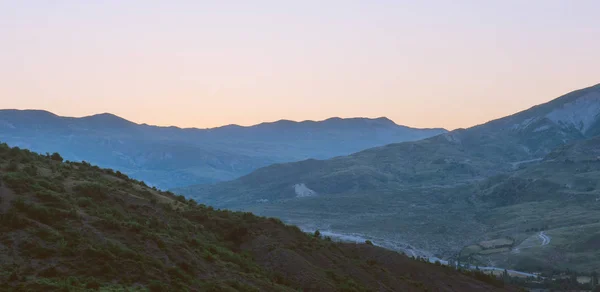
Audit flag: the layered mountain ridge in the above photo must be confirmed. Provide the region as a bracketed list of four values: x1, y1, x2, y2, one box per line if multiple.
[0, 110, 446, 188]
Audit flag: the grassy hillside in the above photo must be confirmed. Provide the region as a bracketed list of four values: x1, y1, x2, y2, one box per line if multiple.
[224, 136, 600, 274]
[465, 136, 600, 273]
[0, 143, 514, 291]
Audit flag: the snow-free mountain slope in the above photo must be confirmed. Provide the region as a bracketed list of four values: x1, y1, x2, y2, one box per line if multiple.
[178, 83, 600, 273]
[181, 84, 600, 207]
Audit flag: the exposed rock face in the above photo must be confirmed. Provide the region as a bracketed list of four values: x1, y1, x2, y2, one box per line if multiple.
[293, 183, 317, 197]
[546, 90, 600, 134]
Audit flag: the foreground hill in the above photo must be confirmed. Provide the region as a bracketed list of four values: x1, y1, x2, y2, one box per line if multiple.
[0, 143, 514, 291]
[0, 110, 445, 189]
[178, 83, 600, 272]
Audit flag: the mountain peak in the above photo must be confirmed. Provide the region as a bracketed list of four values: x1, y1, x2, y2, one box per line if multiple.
[83, 112, 129, 120]
[318, 116, 399, 127]
[0, 109, 58, 118]
[373, 116, 396, 124]
[79, 113, 135, 128]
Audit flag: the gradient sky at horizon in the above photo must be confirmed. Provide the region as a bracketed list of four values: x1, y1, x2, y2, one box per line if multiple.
[1, 0, 599, 130]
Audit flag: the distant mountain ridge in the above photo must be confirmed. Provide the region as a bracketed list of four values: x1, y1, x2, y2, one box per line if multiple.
[0, 110, 446, 188]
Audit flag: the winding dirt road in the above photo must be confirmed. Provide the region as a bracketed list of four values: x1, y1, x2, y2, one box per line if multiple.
[538, 231, 551, 246]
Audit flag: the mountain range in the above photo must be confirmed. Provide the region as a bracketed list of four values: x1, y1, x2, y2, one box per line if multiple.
[0, 110, 445, 189]
[178, 83, 600, 273]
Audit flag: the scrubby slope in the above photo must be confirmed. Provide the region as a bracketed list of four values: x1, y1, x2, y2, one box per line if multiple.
[0, 143, 513, 291]
[467, 135, 600, 272]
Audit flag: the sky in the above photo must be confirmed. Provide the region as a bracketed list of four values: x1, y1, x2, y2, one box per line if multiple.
[1, 0, 599, 130]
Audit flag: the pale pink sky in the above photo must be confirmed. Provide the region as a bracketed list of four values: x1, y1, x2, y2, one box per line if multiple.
[1, 0, 599, 130]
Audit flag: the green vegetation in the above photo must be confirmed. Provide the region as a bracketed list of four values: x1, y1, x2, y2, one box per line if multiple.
[0, 142, 511, 291]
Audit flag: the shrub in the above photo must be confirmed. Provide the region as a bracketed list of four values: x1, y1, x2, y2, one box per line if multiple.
[0, 209, 28, 230]
[168, 266, 191, 282]
[314, 230, 321, 239]
[15, 201, 54, 222]
[24, 242, 54, 259]
[85, 278, 101, 289]
[35, 190, 68, 208]
[8, 270, 20, 282]
[175, 195, 187, 203]
[188, 198, 198, 207]
[76, 197, 94, 208]
[124, 220, 144, 233]
[23, 164, 38, 176]
[94, 217, 123, 231]
[203, 249, 217, 262]
[34, 178, 65, 193]
[5, 160, 19, 171]
[74, 182, 109, 200]
[9, 147, 22, 158]
[365, 240, 373, 246]
[0, 143, 9, 153]
[2, 172, 34, 194]
[38, 267, 62, 277]
[225, 280, 261, 292]
[225, 226, 249, 244]
[115, 171, 129, 180]
[50, 152, 63, 162]
[268, 217, 283, 225]
[148, 280, 169, 292]
[466, 270, 504, 288]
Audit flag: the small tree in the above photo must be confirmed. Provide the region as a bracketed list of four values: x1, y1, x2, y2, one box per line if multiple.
[365, 240, 374, 246]
[313, 230, 321, 239]
[50, 152, 63, 162]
